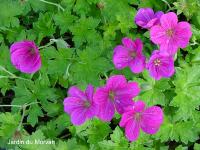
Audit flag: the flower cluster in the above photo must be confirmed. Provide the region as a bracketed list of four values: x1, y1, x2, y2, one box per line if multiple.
[63, 75, 163, 141]
[113, 8, 192, 80]
[8, 7, 191, 142]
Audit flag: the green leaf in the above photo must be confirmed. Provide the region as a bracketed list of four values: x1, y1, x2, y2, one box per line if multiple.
[155, 116, 199, 144]
[41, 47, 72, 76]
[33, 12, 55, 43]
[0, 112, 20, 145]
[173, 0, 199, 19]
[137, 70, 171, 106]
[71, 48, 112, 86]
[54, 12, 76, 34]
[194, 143, 200, 150]
[27, 104, 43, 127]
[0, 0, 23, 27]
[170, 66, 200, 120]
[70, 17, 101, 47]
[87, 120, 111, 144]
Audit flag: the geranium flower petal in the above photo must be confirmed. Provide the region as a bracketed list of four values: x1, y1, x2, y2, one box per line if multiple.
[125, 119, 140, 141]
[113, 45, 129, 69]
[85, 84, 94, 102]
[85, 104, 97, 119]
[63, 97, 84, 114]
[159, 40, 179, 56]
[133, 100, 146, 113]
[93, 87, 109, 104]
[134, 8, 154, 28]
[150, 25, 168, 44]
[147, 64, 162, 80]
[160, 12, 178, 29]
[122, 37, 134, 49]
[115, 97, 134, 114]
[133, 38, 143, 54]
[129, 56, 146, 73]
[119, 111, 134, 127]
[71, 108, 87, 125]
[106, 75, 127, 90]
[141, 106, 163, 134]
[97, 100, 115, 121]
[154, 11, 164, 19]
[175, 22, 192, 48]
[68, 86, 87, 100]
[115, 82, 140, 98]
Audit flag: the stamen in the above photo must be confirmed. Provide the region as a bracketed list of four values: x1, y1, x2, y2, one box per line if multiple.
[131, 51, 136, 58]
[135, 113, 141, 121]
[109, 91, 115, 101]
[29, 48, 36, 54]
[166, 29, 174, 37]
[84, 101, 91, 108]
[154, 59, 161, 66]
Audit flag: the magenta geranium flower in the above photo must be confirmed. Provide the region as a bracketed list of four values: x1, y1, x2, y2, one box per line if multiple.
[134, 8, 164, 29]
[119, 100, 163, 141]
[150, 12, 192, 56]
[113, 38, 146, 73]
[10, 40, 41, 74]
[93, 75, 140, 121]
[63, 85, 98, 125]
[146, 50, 175, 80]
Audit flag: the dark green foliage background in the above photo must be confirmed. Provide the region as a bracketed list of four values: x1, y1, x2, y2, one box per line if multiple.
[0, 0, 200, 149]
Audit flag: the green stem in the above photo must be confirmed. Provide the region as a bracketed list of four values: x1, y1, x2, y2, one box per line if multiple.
[17, 104, 27, 131]
[26, 102, 40, 106]
[0, 104, 22, 108]
[0, 66, 15, 77]
[38, 39, 57, 49]
[0, 75, 10, 79]
[104, 73, 108, 80]
[16, 102, 40, 131]
[161, 0, 172, 9]
[64, 63, 72, 78]
[0, 102, 39, 108]
[39, 0, 65, 11]
[0, 66, 31, 81]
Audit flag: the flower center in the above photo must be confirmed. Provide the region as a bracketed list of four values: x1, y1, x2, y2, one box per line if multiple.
[84, 101, 91, 108]
[29, 47, 36, 54]
[109, 91, 115, 101]
[130, 51, 136, 58]
[154, 58, 161, 66]
[166, 29, 174, 37]
[135, 113, 141, 122]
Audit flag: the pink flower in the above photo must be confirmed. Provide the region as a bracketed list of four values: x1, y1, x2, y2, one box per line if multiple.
[119, 100, 163, 141]
[113, 38, 146, 73]
[146, 50, 175, 80]
[94, 75, 140, 121]
[10, 40, 41, 74]
[63, 85, 98, 125]
[150, 12, 192, 56]
[134, 8, 164, 29]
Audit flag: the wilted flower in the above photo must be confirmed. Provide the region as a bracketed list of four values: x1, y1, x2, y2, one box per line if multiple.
[119, 100, 163, 141]
[150, 12, 192, 56]
[113, 38, 146, 73]
[146, 50, 175, 80]
[63, 85, 98, 125]
[94, 75, 140, 121]
[10, 40, 41, 73]
[135, 8, 164, 29]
